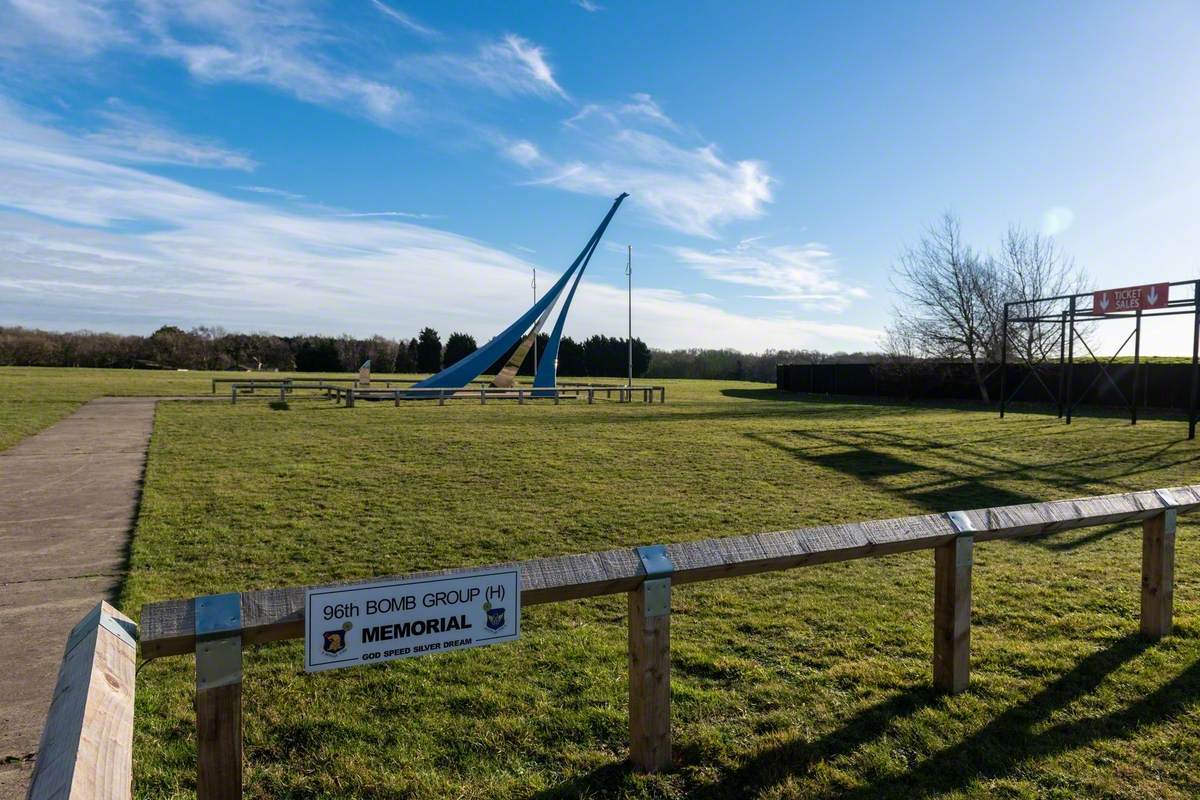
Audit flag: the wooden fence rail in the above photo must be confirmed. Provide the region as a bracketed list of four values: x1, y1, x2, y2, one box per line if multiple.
[33, 487, 1196, 798]
[223, 381, 667, 405]
[133, 485, 1198, 796]
[213, 377, 513, 393]
[325, 385, 666, 406]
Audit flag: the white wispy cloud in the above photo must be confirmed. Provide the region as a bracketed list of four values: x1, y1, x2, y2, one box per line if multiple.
[575, 0, 603, 12]
[503, 139, 542, 166]
[1, 0, 409, 125]
[83, 99, 257, 170]
[400, 34, 568, 100]
[671, 239, 868, 310]
[370, 0, 439, 38]
[333, 211, 439, 220]
[0, 98, 880, 352]
[566, 93, 677, 131]
[521, 127, 772, 237]
[237, 185, 304, 200]
[0, 0, 132, 56]
[141, 1, 408, 124]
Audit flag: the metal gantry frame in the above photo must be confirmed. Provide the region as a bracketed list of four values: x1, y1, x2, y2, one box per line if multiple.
[998, 279, 1200, 439]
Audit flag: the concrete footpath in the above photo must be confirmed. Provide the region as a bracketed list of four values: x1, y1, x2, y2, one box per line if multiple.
[0, 397, 160, 796]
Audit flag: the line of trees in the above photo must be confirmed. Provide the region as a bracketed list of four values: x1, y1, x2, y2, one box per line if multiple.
[0, 325, 657, 379]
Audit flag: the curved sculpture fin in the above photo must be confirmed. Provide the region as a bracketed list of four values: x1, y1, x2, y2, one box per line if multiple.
[410, 193, 627, 391]
[532, 228, 602, 392]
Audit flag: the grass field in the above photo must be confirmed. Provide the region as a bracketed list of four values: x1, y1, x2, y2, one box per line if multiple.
[5, 368, 1200, 798]
[0, 367, 421, 451]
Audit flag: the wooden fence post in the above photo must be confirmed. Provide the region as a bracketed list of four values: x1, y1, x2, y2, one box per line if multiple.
[629, 546, 672, 772]
[27, 602, 137, 800]
[933, 535, 972, 694]
[195, 593, 243, 800]
[1141, 509, 1176, 639]
[346, 388, 355, 408]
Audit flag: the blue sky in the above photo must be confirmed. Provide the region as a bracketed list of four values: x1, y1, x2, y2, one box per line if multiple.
[1, 1, 1198, 354]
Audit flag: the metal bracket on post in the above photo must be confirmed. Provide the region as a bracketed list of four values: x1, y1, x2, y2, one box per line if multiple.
[946, 510, 978, 535]
[65, 603, 138, 654]
[195, 592, 242, 690]
[636, 545, 673, 618]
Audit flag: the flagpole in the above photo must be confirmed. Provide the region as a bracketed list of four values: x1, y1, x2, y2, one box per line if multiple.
[626, 245, 632, 388]
[531, 267, 538, 374]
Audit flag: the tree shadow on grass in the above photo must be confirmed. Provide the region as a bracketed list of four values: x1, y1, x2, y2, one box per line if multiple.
[530, 635, 1184, 799]
[746, 426, 1198, 552]
[828, 633, 1196, 800]
[721, 387, 810, 402]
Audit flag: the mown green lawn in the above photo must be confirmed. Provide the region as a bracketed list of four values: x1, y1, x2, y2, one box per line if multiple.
[0, 367, 422, 451]
[6, 368, 1199, 798]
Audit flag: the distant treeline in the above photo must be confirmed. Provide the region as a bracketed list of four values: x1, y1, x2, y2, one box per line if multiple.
[0, 325, 658, 378]
[0, 325, 881, 381]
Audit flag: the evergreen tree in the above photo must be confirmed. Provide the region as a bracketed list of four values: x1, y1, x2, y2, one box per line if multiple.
[393, 338, 416, 373]
[443, 332, 478, 367]
[416, 327, 442, 373]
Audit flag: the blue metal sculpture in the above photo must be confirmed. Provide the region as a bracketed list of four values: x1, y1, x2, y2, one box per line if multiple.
[411, 193, 627, 392]
[532, 221, 602, 395]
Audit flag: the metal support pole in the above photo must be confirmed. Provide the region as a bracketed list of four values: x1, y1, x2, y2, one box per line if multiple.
[1131, 310, 1142, 425]
[1191, 281, 1200, 440]
[1065, 296, 1077, 425]
[999, 303, 1009, 417]
[532, 267, 538, 371]
[627, 245, 633, 389]
[1057, 310, 1067, 418]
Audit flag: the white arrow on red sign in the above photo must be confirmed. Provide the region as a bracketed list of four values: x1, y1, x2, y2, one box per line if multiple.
[1091, 282, 1169, 315]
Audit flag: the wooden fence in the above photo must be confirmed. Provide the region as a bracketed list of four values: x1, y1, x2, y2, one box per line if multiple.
[325, 384, 666, 406]
[222, 380, 666, 405]
[26, 603, 137, 800]
[28, 486, 1196, 798]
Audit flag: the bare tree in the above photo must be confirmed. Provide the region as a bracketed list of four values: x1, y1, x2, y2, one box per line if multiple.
[888, 214, 1003, 401]
[996, 226, 1088, 364]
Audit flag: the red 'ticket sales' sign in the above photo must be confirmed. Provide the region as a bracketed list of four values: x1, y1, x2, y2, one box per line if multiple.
[1092, 283, 1169, 315]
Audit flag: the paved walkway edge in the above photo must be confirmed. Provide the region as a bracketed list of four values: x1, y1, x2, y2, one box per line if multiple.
[0, 397, 165, 798]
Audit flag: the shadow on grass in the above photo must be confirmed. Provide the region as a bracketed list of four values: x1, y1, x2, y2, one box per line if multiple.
[828, 633, 1195, 800]
[721, 387, 807, 402]
[533, 634, 1192, 799]
[746, 425, 1198, 552]
[729, 385, 1193, 427]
